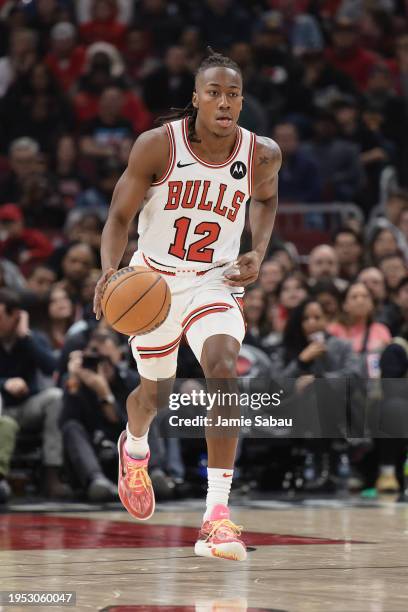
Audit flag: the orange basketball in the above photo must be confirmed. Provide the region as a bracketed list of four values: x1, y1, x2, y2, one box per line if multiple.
[101, 266, 171, 335]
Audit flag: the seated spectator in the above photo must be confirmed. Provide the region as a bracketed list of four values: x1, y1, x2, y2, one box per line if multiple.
[308, 244, 348, 292]
[367, 189, 408, 250]
[26, 264, 57, 299]
[0, 258, 27, 294]
[76, 0, 133, 24]
[124, 27, 158, 82]
[179, 27, 204, 74]
[0, 137, 39, 203]
[333, 227, 364, 281]
[53, 134, 87, 211]
[31, 286, 74, 357]
[133, 0, 184, 54]
[273, 122, 321, 203]
[397, 206, 408, 245]
[367, 226, 400, 265]
[302, 110, 362, 202]
[326, 16, 379, 91]
[64, 209, 104, 261]
[364, 62, 406, 161]
[0, 28, 37, 98]
[60, 330, 136, 501]
[394, 32, 408, 110]
[192, 0, 250, 52]
[79, 86, 134, 164]
[143, 46, 194, 117]
[0, 203, 53, 276]
[251, 11, 308, 124]
[0, 289, 69, 498]
[274, 271, 309, 332]
[272, 297, 361, 489]
[242, 285, 269, 350]
[358, 99, 396, 211]
[301, 48, 357, 110]
[378, 276, 408, 337]
[358, 267, 387, 308]
[329, 281, 391, 377]
[45, 22, 86, 94]
[258, 258, 285, 300]
[1, 61, 74, 153]
[311, 279, 342, 324]
[79, 0, 127, 50]
[273, 297, 360, 380]
[75, 157, 123, 212]
[270, 243, 299, 274]
[378, 254, 407, 298]
[53, 242, 96, 306]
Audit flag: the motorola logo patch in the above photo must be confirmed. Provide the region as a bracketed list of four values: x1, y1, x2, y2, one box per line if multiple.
[230, 161, 247, 179]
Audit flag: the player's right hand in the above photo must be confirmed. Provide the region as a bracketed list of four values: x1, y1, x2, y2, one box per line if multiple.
[4, 377, 29, 397]
[93, 268, 116, 320]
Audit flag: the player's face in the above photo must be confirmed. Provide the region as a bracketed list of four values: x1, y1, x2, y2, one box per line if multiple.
[193, 67, 243, 137]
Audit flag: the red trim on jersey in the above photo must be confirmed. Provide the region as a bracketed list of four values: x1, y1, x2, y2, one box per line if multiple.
[182, 117, 242, 168]
[248, 132, 256, 195]
[151, 122, 176, 186]
[143, 253, 176, 276]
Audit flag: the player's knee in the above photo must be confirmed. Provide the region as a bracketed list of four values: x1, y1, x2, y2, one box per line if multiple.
[203, 354, 237, 379]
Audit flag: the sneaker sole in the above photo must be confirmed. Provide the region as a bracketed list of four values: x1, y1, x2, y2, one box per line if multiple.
[194, 540, 247, 561]
[117, 431, 155, 521]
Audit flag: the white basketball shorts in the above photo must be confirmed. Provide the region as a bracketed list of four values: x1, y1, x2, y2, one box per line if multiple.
[128, 251, 246, 381]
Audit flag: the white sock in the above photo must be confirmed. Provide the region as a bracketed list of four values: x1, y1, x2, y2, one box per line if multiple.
[380, 465, 395, 476]
[204, 467, 233, 521]
[125, 423, 149, 459]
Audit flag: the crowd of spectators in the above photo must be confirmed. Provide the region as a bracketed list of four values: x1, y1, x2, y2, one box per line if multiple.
[0, 0, 407, 504]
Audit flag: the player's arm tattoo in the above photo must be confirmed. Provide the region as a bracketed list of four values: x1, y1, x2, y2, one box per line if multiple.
[258, 155, 272, 166]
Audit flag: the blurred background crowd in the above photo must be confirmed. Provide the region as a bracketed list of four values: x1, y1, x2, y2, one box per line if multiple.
[0, 0, 408, 506]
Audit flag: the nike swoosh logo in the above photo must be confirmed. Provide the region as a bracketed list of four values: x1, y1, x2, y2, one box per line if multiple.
[223, 473, 233, 478]
[177, 161, 197, 168]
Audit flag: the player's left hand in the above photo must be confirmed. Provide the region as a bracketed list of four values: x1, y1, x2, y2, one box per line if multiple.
[223, 251, 261, 287]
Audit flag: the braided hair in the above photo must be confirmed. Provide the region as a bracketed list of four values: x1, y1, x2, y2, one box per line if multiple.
[157, 47, 242, 142]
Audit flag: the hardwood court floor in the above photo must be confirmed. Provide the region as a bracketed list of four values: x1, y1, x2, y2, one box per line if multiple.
[1, 498, 408, 611]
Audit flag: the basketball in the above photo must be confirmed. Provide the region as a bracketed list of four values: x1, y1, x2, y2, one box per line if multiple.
[101, 266, 171, 335]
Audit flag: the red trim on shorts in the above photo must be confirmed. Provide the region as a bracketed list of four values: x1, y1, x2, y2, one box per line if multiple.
[151, 122, 176, 186]
[182, 302, 233, 328]
[182, 117, 242, 168]
[135, 333, 182, 359]
[232, 292, 246, 329]
[143, 254, 176, 276]
[183, 307, 232, 336]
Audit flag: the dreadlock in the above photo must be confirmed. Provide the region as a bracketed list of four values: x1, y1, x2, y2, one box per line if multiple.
[156, 47, 242, 142]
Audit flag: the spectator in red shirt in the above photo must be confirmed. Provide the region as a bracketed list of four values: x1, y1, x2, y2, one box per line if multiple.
[0, 203, 53, 276]
[80, 0, 127, 51]
[326, 16, 380, 91]
[45, 22, 86, 94]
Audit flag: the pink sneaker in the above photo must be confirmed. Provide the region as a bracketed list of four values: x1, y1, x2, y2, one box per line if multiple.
[194, 504, 247, 561]
[117, 430, 155, 521]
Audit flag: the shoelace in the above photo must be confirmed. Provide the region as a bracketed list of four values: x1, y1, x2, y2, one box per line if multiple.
[126, 464, 151, 492]
[206, 519, 243, 541]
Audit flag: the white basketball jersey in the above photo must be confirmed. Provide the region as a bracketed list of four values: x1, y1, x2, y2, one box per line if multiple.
[137, 117, 256, 271]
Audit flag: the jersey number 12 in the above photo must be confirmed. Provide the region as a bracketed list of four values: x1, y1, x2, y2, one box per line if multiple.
[169, 217, 221, 263]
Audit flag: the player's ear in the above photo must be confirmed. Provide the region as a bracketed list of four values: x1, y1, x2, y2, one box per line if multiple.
[192, 91, 198, 109]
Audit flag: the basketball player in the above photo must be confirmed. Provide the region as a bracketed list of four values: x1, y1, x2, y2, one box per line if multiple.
[94, 51, 281, 561]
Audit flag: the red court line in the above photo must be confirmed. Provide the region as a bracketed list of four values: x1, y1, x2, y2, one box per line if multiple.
[0, 514, 367, 551]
